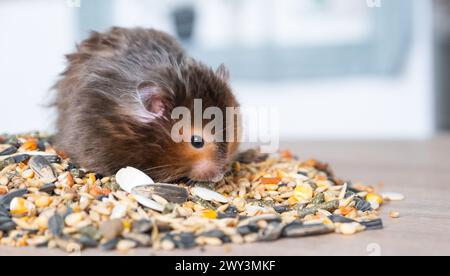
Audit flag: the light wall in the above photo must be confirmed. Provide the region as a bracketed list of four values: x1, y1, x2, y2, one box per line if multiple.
[0, 0, 75, 134]
[235, 7, 434, 140]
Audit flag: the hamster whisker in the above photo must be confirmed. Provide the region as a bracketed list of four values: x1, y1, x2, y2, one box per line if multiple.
[157, 170, 187, 183]
[143, 163, 183, 172]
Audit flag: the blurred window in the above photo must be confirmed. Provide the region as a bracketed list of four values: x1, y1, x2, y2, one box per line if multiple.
[77, 0, 413, 80]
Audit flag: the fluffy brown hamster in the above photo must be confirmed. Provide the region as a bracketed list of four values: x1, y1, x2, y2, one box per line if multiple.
[54, 27, 240, 183]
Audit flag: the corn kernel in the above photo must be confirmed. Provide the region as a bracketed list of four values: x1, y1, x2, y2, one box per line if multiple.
[35, 196, 52, 208]
[294, 183, 313, 203]
[201, 209, 218, 219]
[87, 174, 96, 185]
[10, 198, 35, 217]
[122, 219, 132, 231]
[366, 193, 383, 205]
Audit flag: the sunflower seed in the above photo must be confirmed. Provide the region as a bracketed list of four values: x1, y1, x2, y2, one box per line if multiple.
[354, 197, 372, 212]
[44, 155, 61, 164]
[0, 146, 17, 156]
[0, 189, 28, 209]
[79, 226, 102, 241]
[282, 222, 334, 237]
[200, 230, 228, 241]
[37, 140, 46, 151]
[0, 214, 14, 231]
[236, 149, 269, 164]
[328, 215, 357, 224]
[0, 206, 10, 217]
[132, 184, 189, 204]
[273, 205, 290, 213]
[0, 220, 16, 232]
[48, 214, 64, 237]
[239, 214, 281, 226]
[259, 222, 285, 241]
[70, 168, 85, 178]
[191, 197, 216, 211]
[78, 236, 99, 248]
[174, 233, 197, 249]
[39, 183, 57, 195]
[297, 200, 339, 218]
[217, 212, 237, 219]
[132, 220, 153, 234]
[0, 154, 30, 165]
[0, 216, 12, 224]
[29, 155, 56, 182]
[360, 219, 384, 230]
[100, 238, 121, 251]
[237, 223, 260, 235]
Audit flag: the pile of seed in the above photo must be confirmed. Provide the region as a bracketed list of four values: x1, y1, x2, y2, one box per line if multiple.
[0, 133, 400, 253]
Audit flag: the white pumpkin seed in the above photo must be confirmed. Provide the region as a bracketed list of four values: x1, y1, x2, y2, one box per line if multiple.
[191, 187, 229, 203]
[116, 167, 154, 193]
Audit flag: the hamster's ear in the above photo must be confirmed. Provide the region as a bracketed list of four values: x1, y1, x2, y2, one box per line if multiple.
[137, 81, 167, 118]
[216, 64, 230, 82]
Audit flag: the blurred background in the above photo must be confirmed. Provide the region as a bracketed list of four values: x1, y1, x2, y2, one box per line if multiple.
[0, 0, 448, 140]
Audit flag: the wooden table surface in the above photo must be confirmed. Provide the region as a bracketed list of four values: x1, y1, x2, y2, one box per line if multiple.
[1, 136, 450, 256]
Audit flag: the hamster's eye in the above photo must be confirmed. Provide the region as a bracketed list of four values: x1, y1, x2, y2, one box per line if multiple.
[191, 135, 205, 149]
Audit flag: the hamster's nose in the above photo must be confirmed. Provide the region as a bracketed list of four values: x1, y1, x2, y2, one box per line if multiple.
[191, 160, 223, 182]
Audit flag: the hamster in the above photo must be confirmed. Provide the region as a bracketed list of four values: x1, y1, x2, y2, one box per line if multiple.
[54, 27, 240, 183]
